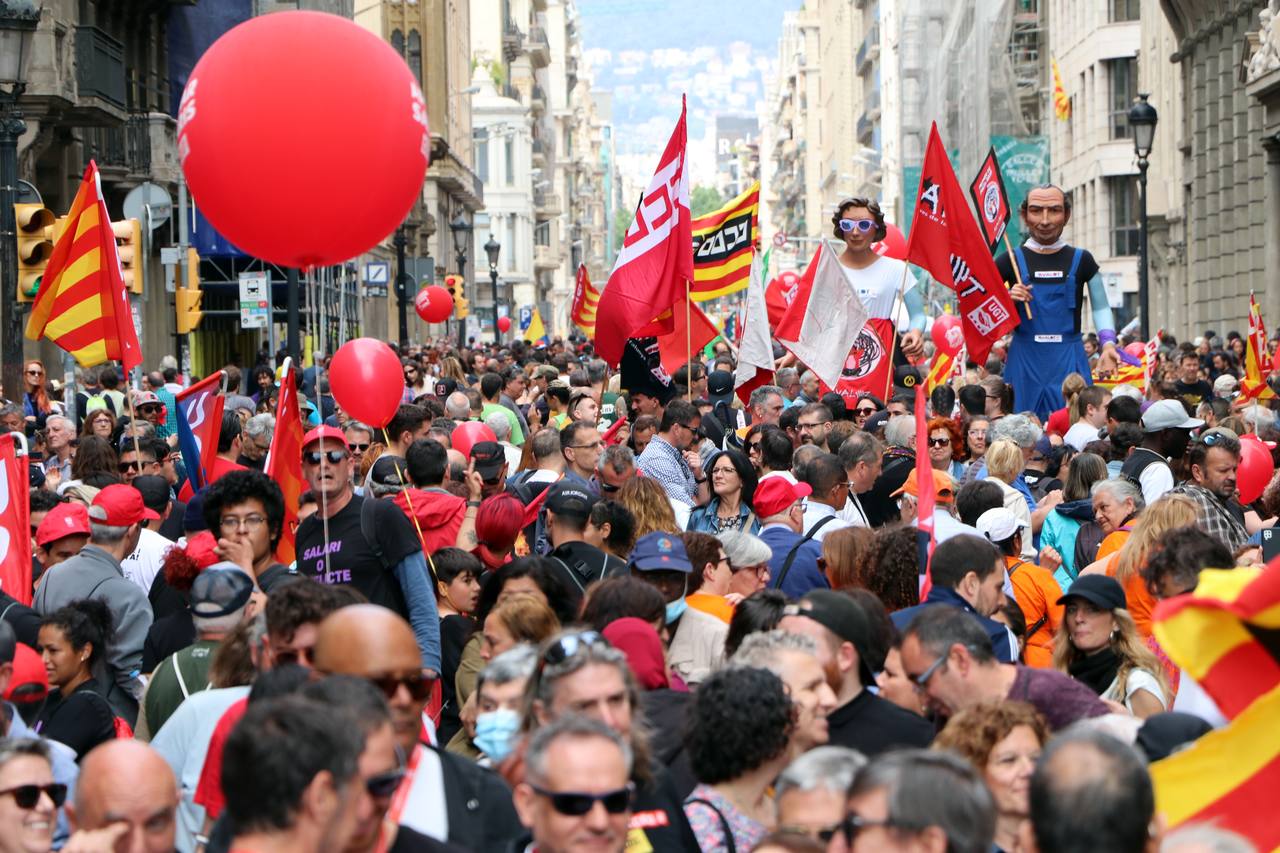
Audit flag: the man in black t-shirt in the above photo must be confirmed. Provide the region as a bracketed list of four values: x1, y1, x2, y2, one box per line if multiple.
[1173, 349, 1215, 410]
[294, 426, 441, 673]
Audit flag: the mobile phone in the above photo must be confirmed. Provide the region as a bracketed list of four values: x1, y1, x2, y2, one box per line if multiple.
[1261, 528, 1280, 563]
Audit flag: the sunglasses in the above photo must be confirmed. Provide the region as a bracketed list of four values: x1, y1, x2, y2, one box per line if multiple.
[838, 218, 876, 234]
[854, 406, 878, 416]
[138, 405, 162, 414]
[369, 671, 435, 702]
[538, 630, 605, 675]
[927, 437, 952, 448]
[303, 449, 349, 466]
[365, 767, 406, 799]
[528, 782, 634, 816]
[118, 460, 151, 473]
[600, 481, 621, 494]
[0, 783, 67, 809]
[25, 369, 43, 376]
[348, 442, 370, 452]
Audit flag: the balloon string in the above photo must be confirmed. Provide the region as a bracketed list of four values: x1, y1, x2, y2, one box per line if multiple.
[380, 427, 438, 586]
[308, 266, 332, 584]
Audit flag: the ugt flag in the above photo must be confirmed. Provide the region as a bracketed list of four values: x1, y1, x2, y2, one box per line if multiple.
[969, 147, 1011, 252]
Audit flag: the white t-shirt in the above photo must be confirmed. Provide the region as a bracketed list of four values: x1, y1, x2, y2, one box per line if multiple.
[122, 527, 173, 594]
[1105, 667, 1167, 712]
[1063, 420, 1102, 452]
[1138, 458, 1175, 505]
[839, 255, 913, 319]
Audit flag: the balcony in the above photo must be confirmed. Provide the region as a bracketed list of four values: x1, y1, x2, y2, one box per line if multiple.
[502, 19, 523, 62]
[856, 24, 880, 75]
[531, 83, 547, 114]
[82, 113, 152, 180]
[532, 136, 547, 167]
[864, 88, 881, 118]
[534, 188, 562, 219]
[74, 26, 127, 118]
[534, 244, 558, 271]
[856, 114, 874, 143]
[527, 26, 551, 68]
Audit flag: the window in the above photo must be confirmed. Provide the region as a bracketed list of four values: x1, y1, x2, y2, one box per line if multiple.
[1108, 176, 1140, 257]
[407, 30, 423, 88]
[505, 138, 515, 186]
[475, 137, 489, 183]
[390, 28, 404, 58]
[1110, 0, 1139, 22]
[1108, 57, 1137, 139]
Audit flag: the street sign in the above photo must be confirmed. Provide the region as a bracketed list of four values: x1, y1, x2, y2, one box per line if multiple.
[772, 231, 788, 248]
[364, 261, 390, 284]
[238, 271, 271, 329]
[160, 247, 180, 265]
[123, 182, 173, 231]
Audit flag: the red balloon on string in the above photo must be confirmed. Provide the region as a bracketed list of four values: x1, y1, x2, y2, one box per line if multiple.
[497, 316, 512, 333]
[328, 338, 405, 428]
[1238, 434, 1275, 504]
[871, 223, 908, 260]
[930, 314, 964, 356]
[452, 421, 497, 458]
[415, 286, 453, 324]
[177, 11, 430, 268]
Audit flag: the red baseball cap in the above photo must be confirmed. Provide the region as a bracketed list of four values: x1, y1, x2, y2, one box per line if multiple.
[88, 484, 160, 526]
[4, 644, 48, 703]
[301, 425, 349, 452]
[35, 501, 92, 547]
[753, 477, 812, 518]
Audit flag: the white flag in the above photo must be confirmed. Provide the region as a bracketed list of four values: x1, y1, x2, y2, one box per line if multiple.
[734, 252, 774, 400]
[774, 242, 868, 390]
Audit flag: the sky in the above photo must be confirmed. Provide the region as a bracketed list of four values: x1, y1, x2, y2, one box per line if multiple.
[576, 0, 802, 184]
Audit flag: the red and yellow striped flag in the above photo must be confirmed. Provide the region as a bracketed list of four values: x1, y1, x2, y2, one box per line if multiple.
[1052, 59, 1070, 121]
[1151, 564, 1280, 849]
[1240, 293, 1275, 400]
[571, 264, 600, 338]
[689, 181, 759, 301]
[25, 161, 141, 371]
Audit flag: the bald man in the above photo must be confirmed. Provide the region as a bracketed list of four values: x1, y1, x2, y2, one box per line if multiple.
[67, 740, 179, 853]
[313, 606, 522, 851]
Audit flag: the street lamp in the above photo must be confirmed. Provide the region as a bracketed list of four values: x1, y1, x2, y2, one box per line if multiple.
[393, 226, 409, 349]
[448, 213, 471, 347]
[484, 234, 501, 344]
[0, 1, 39, 406]
[1128, 93, 1158, 339]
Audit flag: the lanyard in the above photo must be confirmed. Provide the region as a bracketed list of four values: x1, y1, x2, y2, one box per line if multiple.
[374, 743, 424, 853]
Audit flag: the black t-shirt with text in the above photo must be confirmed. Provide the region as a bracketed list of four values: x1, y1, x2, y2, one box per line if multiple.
[995, 246, 1101, 334]
[295, 495, 421, 616]
[1174, 379, 1215, 409]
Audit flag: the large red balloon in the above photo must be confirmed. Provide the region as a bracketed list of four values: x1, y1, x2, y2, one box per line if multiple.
[1238, 434, 1275, 504]
[931, 314, 964, 356]
[497, 316, 512, 333]
[871, 223, 907, 260]
[415, 286, 453, 324]
[452, 421, 497, 458]
[329, 338, 405, 428]
[177, 12, 430, 268]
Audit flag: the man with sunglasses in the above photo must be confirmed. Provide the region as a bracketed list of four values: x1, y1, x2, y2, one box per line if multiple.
[636, 400, 709, 527]
[313, 605, 523, 850]
[512, 716, 634, 853]
[295, 426, 440, 675]
[1170, 427, 1249, 552]
[343, 422, 374, 484]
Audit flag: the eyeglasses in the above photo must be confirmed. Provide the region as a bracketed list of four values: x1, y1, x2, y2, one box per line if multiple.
[538, 630, 606, 675]
[25, 368, 43, 376]
[746, 442, 762, 453]
[912, 651, 950, 691]
[837, 218, 876, 234]
[221, 514, 267, 532]
[138, 405, 162, 414]
[118, 459, 152, 473]
[927, 437, 952, 448]
[798, 421, 830, 430]
[348, 442, 370, 452]
[599, 481, 621, 494]
[365, 767, 406, 799]
[368, 671, 436, 702]
[303, 449, 349, 466]
[272, 647, 315, 668]
[0, 783, 67, 809]
[854, 406, 878, 416]
[840, 814, 907, 843]
[570, 441, 603, 451]
[778, 822, 845, 843]
[528, 782, 634, 816]
[730, 563, 769, 578]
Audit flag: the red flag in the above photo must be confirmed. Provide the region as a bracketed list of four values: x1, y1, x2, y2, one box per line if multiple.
[595, 98, 693, 365]
[914, 382, 936, 598]
[265, 362, 305, 564]
[968, 147, 1012, 251]
[571, 264, 601, 339]
[0, 434, 31, 605]
[176, 371, 226, 499]
[906, 124, 1019, 365]
[655, 295, 719, 375]
[817, 319, 898, 405]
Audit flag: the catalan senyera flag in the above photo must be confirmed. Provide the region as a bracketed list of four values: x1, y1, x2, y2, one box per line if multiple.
[1150, 564, 1280, 849]
[1052, 59, 1070, 121]
[26, 161, 142, 371]
[265, 361, 305, 565]
[1240, 293, 1275, 401]
[571, 265, 601, 338]
[690, 180, 759, 301]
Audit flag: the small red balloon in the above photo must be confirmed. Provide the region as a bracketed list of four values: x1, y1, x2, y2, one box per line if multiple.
[177, 12, 430, 268]
[1238, 434, 1275, 504]
[1124, 341, 1146, 358]
[497, 316, 512, 333]
[415, 286, 453, 324]
[329, 338, 405, 428]
[452, 421, 497, 458]
[931, 314, 964, 356]
[871, 223, 907, 260]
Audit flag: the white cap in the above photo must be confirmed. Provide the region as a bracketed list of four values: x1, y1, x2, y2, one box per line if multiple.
[975, 507, 1028, 543]
[1141, 399, 1205, 433]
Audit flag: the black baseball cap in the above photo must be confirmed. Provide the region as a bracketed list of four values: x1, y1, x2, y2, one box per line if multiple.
[545, 481, 597, 519]
[191, 564, 255, 618]
[707, 370, 734, 403]
[470, 441, 506, 480]
[131, 475, 171, 518]
[788, 590, 877, 687]
[1057, 574, 1127, 611]
[434, 378, 458, 397]
[370, 455, 408, 488]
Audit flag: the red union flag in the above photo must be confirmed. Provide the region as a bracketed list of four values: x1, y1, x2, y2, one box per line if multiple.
[594, 98, 693, 365]
[969, 147, 1011, 251]
[265, 361, 305, 564]
[906, 124, 1019, 365]
[0, 434, 31, 605]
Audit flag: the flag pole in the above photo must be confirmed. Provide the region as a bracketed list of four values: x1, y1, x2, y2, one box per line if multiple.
[685, 279, 693, 402]
[126, 387, 143, 468]
[1002, 233, 1034, 320]
[885, 257, 914, 400]
[379, 426, 438, 585]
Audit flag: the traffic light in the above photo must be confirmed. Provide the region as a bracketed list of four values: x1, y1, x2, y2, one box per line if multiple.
[445, 274, 468, 318]
[175, 247, 203, 334]
[14, 203, 54, 302]
[111, 218, 144, 294]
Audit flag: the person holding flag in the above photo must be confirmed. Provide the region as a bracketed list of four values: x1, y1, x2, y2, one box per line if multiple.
[995, 184, 1122, 418]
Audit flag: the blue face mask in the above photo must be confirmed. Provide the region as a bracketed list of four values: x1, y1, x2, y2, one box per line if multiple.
[474, 708, 521, 762]
[665, 596, 688, 625]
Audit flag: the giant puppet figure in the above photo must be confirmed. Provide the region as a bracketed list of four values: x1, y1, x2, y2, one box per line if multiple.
[994, 185, 1120, 418]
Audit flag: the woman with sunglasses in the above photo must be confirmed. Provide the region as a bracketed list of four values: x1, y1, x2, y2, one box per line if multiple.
[402, 358, 430, 402]
[687, 449, 760, 535]
[35, 601, 118, 760]
[830, 198, 927, 384]
[21, 361, 53, 433]
[925, 417, 965, 483]
[850, 394, 883, 430]
[0, 738, 65, 853]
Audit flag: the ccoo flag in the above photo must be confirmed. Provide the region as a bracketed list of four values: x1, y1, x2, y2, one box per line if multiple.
[594, 97, 693, 365]
[265, 360, 305, 564]
[26, 161, 142, 371]
[689, 181, 759, 301]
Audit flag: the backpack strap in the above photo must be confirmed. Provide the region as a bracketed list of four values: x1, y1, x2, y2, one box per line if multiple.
[171, 653, 192, 700]
[686, 798, 737, 853]
[549, 556, 587, 593]
[773, 516, 835, 592]
[1025, 613, 1049, 642]
[359, 497, 394, 571]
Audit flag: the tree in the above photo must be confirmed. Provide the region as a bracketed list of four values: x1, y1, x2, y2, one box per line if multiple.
[690, 185, 725, 217]
[612, 207, 633, 256]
